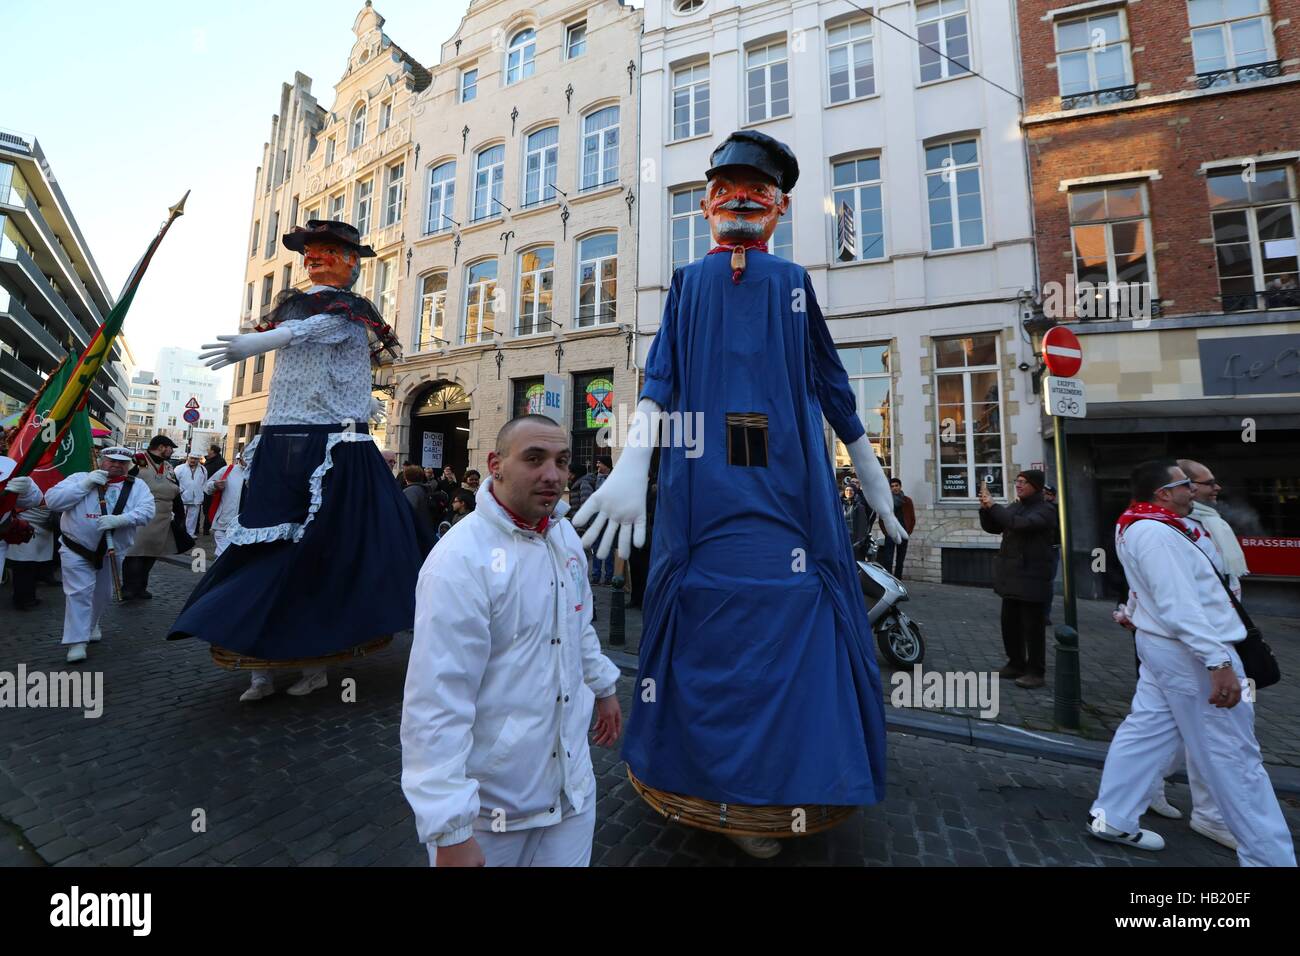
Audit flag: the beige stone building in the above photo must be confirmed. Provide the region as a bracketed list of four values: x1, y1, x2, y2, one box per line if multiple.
[226, 2, 430, 459]
[390, 0, 643, 477]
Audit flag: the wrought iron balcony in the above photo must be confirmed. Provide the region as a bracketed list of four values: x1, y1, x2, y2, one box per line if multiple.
[1060, 83, 1138, 110]
[1195, 59, 1283, 89]
[1222, 286, 1300, 313]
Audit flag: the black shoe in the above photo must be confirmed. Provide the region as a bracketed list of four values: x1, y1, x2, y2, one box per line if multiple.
[137, 590, 153, 600]
[1015, 673, 1047, 689]
[13, 598, 41, 611]
[998, 663, 1025, 679]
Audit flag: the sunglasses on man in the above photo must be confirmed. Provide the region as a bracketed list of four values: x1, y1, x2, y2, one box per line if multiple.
[1157, 477, 1192, 491]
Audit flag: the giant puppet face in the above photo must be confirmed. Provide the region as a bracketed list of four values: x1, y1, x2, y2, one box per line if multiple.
[302, 239, 361, 289]
[701, 168, 790, 246]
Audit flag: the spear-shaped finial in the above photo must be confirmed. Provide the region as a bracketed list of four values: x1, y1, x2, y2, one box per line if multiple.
[169, 190, 191, 220]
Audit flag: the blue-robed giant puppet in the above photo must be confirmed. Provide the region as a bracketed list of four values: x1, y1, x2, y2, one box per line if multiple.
[574, 131, 907, 857]
[168, 220, 421, 701]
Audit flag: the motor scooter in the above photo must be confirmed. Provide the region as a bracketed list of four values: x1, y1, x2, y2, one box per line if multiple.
[858, 536, 925, 668]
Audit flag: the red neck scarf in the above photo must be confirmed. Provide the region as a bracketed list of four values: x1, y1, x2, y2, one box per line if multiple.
[490, 486, 550, 534]
[1116, 501, 1200, 540]
[107, 475, 128, 484]
[707, 240, 769, 255]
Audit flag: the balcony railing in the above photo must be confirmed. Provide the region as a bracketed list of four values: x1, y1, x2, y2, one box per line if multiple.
[1060, 83, 1138, 110]
[1072, 282, 1160, 322]
[1222, 286, 1300, 313]
[1195, 59, 1283, 89]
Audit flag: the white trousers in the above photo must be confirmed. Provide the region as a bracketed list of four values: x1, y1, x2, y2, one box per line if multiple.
[213, 528, 230, 558]
[184, 504, 200, 537]
[427, 798, 596, 868]
[1145, 748, 1227, 829]
[1092, 631, 1295, 867]
[60, 546, 113, 646]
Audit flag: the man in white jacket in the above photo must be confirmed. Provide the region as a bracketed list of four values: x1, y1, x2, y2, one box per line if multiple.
[203, 454, 245, 558]
[401, 415, 623, 867]
[43, 446, 155, 663]
[0, 455, 44, 583]
[1088, 460, 1294, 866]
[175, 453, 207, 538]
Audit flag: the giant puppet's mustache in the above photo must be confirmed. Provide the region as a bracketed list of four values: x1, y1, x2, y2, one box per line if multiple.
[718, 198, 769, 213]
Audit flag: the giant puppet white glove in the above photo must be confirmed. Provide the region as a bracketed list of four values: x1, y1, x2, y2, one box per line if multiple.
[368, 396, 388, 425]
[199, 327, 294, 371]
[846, 434, 908, 545]
[572, 398, 659, 561]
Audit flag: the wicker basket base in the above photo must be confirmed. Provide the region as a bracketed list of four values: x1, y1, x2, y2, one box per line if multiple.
[210, 636, 393, 671]
[628, 768, 857, 838]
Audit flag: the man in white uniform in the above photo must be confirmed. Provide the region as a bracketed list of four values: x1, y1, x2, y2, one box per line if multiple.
[401, 415, 623, 867]
[0, 456, 44, 582]
[1088, 460, 1294, 867]
[175, 453, 207, 538]
[204, 454, 245, 558]
[44, 446, 155, 663]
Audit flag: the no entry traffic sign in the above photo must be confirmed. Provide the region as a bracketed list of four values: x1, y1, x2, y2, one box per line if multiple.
[1043, 326, 1082, 377]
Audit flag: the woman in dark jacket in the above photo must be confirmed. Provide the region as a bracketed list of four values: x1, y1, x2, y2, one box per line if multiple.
[841, 484, 871, 561]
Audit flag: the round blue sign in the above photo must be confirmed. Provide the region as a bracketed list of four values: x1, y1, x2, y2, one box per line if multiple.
[183, 408, 201, 425]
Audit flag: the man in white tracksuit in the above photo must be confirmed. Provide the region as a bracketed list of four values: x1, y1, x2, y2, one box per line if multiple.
[175, 453, 207, 538]
[1089, 459, 1294, 866]
[0, 456, 44, 582]
[204, 454, 245, 557]
[43, 446, 155, 663]
[401, 414, 623, 867]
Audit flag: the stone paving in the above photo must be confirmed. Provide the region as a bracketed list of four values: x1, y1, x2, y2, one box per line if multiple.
[0, 548, 1296, 866]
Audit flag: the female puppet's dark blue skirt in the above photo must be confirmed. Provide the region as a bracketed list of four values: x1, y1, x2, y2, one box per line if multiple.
[168, 423, 420, 659]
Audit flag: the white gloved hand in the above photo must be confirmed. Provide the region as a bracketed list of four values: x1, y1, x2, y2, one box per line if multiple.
[199, 327, 294, 371]
[368, 396, 388, 424]
[83, 470, 110, 492]
[96, 513, 130, 532]
[571, 398, 659, 560]
[6, 475, 34, 497]
[845, 434, 908, 544]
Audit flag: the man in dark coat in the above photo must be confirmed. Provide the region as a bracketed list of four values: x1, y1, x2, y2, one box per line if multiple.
[978, 468, 1057, 688]
[202, 444, 227, 534]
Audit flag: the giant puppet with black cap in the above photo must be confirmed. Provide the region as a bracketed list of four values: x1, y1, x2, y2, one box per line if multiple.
[169, 219, 421, 701]
[573, 130, 905, 858]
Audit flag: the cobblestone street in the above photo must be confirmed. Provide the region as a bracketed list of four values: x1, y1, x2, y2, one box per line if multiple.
[1, 550, 1297, 867]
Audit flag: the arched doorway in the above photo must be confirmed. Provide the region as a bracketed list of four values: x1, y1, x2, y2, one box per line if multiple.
[408, 381, 471, 478]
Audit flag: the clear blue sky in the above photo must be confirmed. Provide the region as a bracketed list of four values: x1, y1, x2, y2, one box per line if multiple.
[3, 0, 481, 382]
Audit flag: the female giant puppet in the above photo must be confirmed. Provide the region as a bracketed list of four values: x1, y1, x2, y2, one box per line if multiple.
[168, 220, 421, 700]
[574, 131, 906, 858]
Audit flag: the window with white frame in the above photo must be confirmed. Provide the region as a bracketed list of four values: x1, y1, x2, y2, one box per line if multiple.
[827, 18, 876, 103]
[581, 107, 620, 191]
[265, 211, 278, 258]
[379, 100, 392, 132]
[934, 333, 1003, 500]
[522, 126, 559, 208]
[1189, 0, 1274, 78]
[917, 0, 971, 83]
[250, 220, 260, 258]
[1056, 9, 1132, 103]
[425, 161, 456, 234]
[350, 103, 367, 150]
[673, 0, 705, 12]
[773, 202, 793, 259]
[506, 28, 537, 85]
[925, 139, 984, 250]
[746, 41, 789, 123]
[325, 137, 335, 165]
[463, 259, 499, 344]
[290, 196, 299, 227]
[670, 187, 709, 270]
[672, 63, 710, 140]
[472, 145, 505, 221]
[305, 205, 319, 224]
[354, 179, 373, 236]
[517, 246, 555, 334]
[832, 345, 893, 477]
[384, 162, 405, 227]
[375, 257, 396, 324]
[461, 68, 478, 103]
[576, 233, 617, 326]
[832, 156, 886, 261]
[567, 22, 587, 59]
[417, 272, 448, 350]
[1069, 183, 1155, 317]
[1208, 165, 1299, 311]
[328, 192, 345, 222]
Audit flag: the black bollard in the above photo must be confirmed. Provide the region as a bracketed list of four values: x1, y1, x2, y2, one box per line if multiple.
[1053, 625, 1080, 729]
[608, 574, 626, 646]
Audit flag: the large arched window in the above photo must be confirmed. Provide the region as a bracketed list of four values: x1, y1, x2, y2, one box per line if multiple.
[472, 145, 505, 222]
[463, 259, 499, 344]
[576, 232, 617, 327]
[522, 126, 559, 208]
[516, 246, 554, 335]
[580, 106, 620, 191]
[506, 28, 536, 85]
[425, 161, 456, 235]
[416, 271, 448, 350]
[350, 102, 367, 150]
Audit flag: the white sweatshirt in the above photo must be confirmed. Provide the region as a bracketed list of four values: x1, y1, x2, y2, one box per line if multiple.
[44, 473, 155, 554]
[401, 477, 621, 848]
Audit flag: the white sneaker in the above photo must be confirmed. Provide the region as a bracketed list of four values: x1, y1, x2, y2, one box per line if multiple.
[1147, 788, 1183, 820]
[65, 643, 88, 663]
[1190, 816, 1238, 851]
[726, 834, 783, 859]
[239, 680, 276, 702]
[89, 625, 103, 643]
[286, 670, 328, 697]
[1086, 815, 1165, 851]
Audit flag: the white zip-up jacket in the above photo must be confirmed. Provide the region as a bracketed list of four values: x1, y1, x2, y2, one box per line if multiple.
[1116, 518, 1243, 667]
[44, 473, 155, 554]
[175, 463, 207, 505]
[401, 477, 621, 848]
[204, 464, 245, 531]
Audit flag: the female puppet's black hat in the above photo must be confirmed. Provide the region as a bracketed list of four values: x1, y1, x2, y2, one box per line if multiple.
[706, 130, 800, 193]
[282, 219, 376, 257]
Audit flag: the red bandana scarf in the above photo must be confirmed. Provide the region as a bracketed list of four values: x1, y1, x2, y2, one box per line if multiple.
[707, 240, 769, 284]
[1115, 501, 1200, 541]
[490, 486, 550, 535]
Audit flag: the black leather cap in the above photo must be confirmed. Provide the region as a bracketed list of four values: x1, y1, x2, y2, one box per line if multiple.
[283, 219, 376, 258]
[706, 130, 799, 193]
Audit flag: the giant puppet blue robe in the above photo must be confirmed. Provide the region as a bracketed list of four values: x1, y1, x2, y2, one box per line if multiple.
[622, 248, 887, 807]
